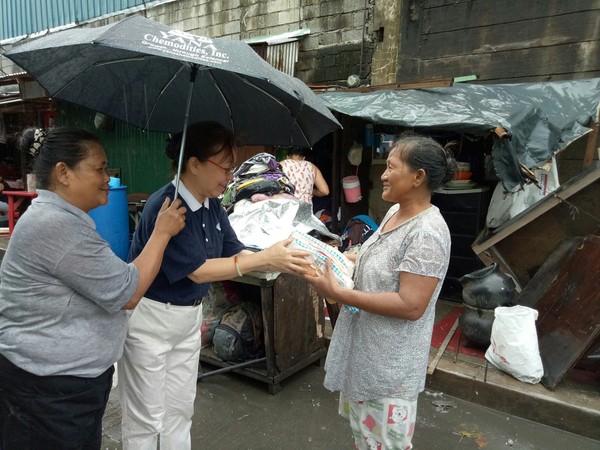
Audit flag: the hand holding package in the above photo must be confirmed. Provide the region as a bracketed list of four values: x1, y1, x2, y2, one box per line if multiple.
[287, 230, 354, 289]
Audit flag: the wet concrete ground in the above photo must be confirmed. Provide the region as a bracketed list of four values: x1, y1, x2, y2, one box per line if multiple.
[0, 237, 594, 448]
[101, 362, 599, 449]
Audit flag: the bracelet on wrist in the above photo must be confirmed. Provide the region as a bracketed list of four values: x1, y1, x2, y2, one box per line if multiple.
[234, 255, 243, 277]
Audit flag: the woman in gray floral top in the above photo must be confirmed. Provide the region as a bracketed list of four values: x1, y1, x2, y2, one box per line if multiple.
[306, 134, 457, 449]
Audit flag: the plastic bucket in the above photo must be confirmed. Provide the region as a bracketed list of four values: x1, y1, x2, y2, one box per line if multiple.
[88, 185, 130, 261]
[342, 176, 362, 203]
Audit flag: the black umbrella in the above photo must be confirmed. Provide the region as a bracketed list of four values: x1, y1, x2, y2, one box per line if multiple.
[5, 15, 341, 197]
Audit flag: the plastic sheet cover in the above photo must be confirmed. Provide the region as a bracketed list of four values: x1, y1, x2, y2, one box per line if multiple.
[319, 78, 600, 191]
[228, 198, 341, 250]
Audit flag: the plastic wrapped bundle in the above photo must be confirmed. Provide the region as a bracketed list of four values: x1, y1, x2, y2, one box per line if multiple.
[287, 230, 354, 289]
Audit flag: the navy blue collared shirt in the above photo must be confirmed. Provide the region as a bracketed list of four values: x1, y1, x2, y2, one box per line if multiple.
[128, 180, 245, 306]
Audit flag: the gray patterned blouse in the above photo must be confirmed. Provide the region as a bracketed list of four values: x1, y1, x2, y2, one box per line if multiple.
[324, 204, 451, 401]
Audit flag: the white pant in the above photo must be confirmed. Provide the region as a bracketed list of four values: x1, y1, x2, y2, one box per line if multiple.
[118, 297, 203, 450]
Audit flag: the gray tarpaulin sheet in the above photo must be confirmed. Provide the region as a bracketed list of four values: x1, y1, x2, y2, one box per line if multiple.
[319, 78, 600, 191]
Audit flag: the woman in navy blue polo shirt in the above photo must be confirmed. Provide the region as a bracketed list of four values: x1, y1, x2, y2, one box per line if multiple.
[120, 121, 311, 450]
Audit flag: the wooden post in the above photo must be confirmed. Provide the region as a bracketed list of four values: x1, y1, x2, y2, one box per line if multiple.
[331, 120, 341, 233]
[583, 121, 599, 168]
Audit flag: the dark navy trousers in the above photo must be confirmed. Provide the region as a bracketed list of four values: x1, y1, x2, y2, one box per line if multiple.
[0, 353, 113, 450]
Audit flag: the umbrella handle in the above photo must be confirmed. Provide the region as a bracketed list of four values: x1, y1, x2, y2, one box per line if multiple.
[174, 65, 198, 200]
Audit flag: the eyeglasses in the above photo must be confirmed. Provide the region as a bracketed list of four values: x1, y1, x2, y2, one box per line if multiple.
[206, 159, 236, 175]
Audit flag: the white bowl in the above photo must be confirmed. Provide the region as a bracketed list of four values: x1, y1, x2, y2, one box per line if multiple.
[447, 179, 473, 185]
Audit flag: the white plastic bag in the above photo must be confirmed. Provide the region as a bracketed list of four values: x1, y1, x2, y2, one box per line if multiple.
[485, 306, 544, 384]
[486, 162, 560, 229]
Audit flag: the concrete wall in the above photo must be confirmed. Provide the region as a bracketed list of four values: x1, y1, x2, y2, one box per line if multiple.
[1, 0, 373, 86]
[145, 0, 374, 86]
[0, 0, 371, 85]
[371, 0, 400, 86]
[295, 0, 374, 85]
[4, 0, 600, 87]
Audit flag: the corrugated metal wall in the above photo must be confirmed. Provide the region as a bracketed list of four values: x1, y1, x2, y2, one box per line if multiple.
[266, 42, 299, 76]
[1, 0, 146, 41]
[250, 42, 300, 77]
[59, 103, 173, 195]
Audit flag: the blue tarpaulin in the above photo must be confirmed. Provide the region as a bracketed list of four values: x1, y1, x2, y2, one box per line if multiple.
[319, 78, 600, 191]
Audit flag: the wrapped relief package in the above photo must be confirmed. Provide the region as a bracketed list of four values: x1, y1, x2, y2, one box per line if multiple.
[287, 230, 354, 289]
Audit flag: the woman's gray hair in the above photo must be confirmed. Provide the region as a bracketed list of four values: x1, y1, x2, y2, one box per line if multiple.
[390, 134, 458, 191]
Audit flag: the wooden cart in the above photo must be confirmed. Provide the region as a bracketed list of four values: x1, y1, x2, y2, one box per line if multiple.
[199, 272, 327, 394]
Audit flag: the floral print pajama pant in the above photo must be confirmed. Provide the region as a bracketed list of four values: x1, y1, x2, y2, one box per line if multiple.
[339, 393, 417, 450]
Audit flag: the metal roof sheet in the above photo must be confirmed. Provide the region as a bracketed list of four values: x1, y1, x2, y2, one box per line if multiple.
[0, 0, 175, 42]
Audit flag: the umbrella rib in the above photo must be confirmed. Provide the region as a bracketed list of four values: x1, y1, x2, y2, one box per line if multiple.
[50, 55, 168, 110]
[208, 70, 307, 146]
[123, 85, 128, 123]
[144, 63, 189, 130]
[50, 55, 188, 131]
[144, 84, 148, 124]
[206, 70, 235, 134]
[92, 55, 160, 67]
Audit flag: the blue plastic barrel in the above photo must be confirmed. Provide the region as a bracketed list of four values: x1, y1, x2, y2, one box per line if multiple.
[88, 185, 130, 261]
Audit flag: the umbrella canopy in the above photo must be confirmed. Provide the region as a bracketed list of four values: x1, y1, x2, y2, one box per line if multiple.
[5, 15, 341, 148]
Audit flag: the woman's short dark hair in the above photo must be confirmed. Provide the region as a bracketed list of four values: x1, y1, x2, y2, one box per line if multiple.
[391, 134, 458, 191]
[285, 147, 309, 158]
[18, 127, 101, 190]
[165, 121, 237, 173]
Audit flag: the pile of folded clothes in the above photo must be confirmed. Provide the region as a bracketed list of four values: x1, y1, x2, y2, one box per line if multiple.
[221, 152, 295, 209]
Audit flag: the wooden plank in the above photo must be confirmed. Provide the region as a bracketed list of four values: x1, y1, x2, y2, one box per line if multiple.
[421, 11, 598, 59]
[273, 273, 324, 372]
[423, 1, 598, 34]
[324, 300, 339, 329]
[351, 78, 454, 92]
[583, 122, 600, 168]
[414, 42, 600, 83]
[473, 163, 600, 249]
[474, 193, 600, 287]
[518, 237, 584, 308]
[525, 235, 600, 389]
[396, 0, 600, 83]
[427, 318, 459, 375]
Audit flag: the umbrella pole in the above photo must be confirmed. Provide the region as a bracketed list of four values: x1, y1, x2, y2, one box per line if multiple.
[174, 65, 198, 200]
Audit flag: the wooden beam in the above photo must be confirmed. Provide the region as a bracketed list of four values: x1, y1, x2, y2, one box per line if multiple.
[427, 318, 459, 375]
[472, 164, 600, 254]
[583, 121, 599, 168]
[353, 77, 454, 92]
[309, 77, 455, 93]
